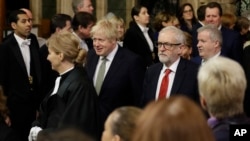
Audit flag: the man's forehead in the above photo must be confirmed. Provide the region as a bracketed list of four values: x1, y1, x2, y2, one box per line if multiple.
[17, 14, 29, 20]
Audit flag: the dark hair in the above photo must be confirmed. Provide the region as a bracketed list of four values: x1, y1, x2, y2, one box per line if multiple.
[50, 13, 72, 34]
[197, 5, 206, 21]
[206, 2, 223, 16]
[178, 3, 197, 27]
[8, 10, 26, 25]
[131, 5, 146, 21]
[72, 12, 96, 31]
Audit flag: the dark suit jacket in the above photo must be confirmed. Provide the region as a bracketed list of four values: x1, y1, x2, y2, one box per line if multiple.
[0, 33, 42, 140]
[85, 46, 145, 131]
[123, 22, 158, 67]
[32, 67, 99, 139]
[141, 58, 199, 107]
[220, 26, 243, 64]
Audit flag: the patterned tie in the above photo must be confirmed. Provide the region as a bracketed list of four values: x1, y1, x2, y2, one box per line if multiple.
[158, 69, 171, 100]
[95, 57, 107, 95]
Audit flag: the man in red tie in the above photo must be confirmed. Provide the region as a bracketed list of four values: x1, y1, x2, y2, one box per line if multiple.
[141, 26, 199, 107]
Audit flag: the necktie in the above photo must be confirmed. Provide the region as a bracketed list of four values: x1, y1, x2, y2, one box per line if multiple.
[22, 39, 31, 46]
[95, 57, 107, 95]
[51, 76, 61, 95]
[158, 69, 171, 100]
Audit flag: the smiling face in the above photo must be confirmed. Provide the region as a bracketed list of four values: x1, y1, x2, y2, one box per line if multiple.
[92, 33, 116, 57]
[12, 14, 32, 39]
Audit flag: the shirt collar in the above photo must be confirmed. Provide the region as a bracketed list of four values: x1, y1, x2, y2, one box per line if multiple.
[100, 44, 119, 62]
[137, 23, 149, 33]
[14, 33, 28, 46]
[162, 57, 181, 73]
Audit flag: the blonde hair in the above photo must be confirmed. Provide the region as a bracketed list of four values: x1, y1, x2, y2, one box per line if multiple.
[90, 18, 118, 40]
[133, 96, 215, 141]
[198, 56, 246, 119]
[109, 106, 142, 141]
[46, 31, 87, 65]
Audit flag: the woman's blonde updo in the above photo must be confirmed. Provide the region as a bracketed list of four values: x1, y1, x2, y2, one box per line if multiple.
[46, 31, 87, 65]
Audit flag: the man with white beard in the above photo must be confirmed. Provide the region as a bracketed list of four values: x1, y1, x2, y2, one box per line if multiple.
[141, 26, 199, 107]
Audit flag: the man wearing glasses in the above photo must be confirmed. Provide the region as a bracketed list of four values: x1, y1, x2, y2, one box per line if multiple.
[141, 26, 199, 107]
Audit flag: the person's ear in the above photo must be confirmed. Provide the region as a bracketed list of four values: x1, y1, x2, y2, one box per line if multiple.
[11, 22, 17, 30]
[59, 52, 64, 61]
[200, 96, 207, 110]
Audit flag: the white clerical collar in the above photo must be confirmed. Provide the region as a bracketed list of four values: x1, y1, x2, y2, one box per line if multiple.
[60, 67, 74, 76]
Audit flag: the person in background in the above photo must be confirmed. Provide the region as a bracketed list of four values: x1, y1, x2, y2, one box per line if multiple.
[72, 12, 96, 52]
[181, 31, 192, 60]
[221, 12, 237, 29]
[233, 16, 250, 48]
[72, 0, 94, 14]
[102, 106, 142, 141]
[152, 11, 175, 40]
[29, 31, 99, 141]
[133, 96, 215, 141]
[0, 86, 20, 141]
[191, 25, 222, 65]
[106, 13, 126, 46]
[141, 26, 199, 107]
[198, 56, 250, 141]
[0, 10, 42, 141]
[123, 5, 158, 68]
[204, 2, 242, 64]
[177, 3, 197, 35]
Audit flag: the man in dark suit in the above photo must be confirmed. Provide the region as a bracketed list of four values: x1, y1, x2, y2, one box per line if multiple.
[72, 12, 96, 51]
[85, 19, 145, 134]
[0, 10, 42, 141]
[204, 2, 242, 64]
[191, 25, 222, 65]
[141, 26, 199, 107]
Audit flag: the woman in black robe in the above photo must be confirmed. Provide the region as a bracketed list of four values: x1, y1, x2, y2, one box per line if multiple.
[28, 31, 99, 141]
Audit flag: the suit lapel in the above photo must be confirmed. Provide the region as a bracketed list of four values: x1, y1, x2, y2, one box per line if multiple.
[102, 47, 123, 85]
[134, 24, 152, 53]
[57, 68, 77, 97]
[171, 59, 186, 95]
[150, 64, 163, 99]
[9, 34, 27, 75]
[29, 35, 42, 84]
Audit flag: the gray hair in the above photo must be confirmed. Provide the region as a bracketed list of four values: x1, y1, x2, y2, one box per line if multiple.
[159, 26, 186, 44]
[72, 0, 83, 13]
[197, 24, 223, 47]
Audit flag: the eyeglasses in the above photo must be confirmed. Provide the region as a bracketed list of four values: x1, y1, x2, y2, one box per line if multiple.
[156, 42, 182, 50]
[183, 9, 192, 13]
